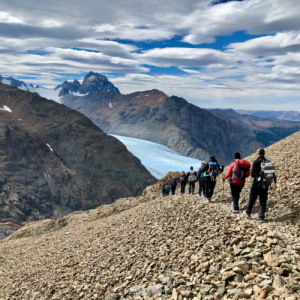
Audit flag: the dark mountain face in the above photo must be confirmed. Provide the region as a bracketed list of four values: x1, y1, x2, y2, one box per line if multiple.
[55, 72, 120, 97]
[63, 89, 262, 165]
[0, 84, 156, 228]
[211, 109, 300, 147]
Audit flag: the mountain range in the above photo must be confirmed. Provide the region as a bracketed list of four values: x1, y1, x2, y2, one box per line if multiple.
[236, 109, 300, 121]
[211, 109, 300, 146]
[0, 83, 155, 238]
[2, 72, 300, 166]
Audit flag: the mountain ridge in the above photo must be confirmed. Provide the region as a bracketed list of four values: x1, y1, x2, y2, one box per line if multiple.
[0, 83, 156, 239]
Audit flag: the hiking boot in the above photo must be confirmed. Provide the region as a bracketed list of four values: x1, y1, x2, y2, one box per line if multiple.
[243, 211, 251, 219]
[257, 219, 265, 223]
[233, 210, 239, 214]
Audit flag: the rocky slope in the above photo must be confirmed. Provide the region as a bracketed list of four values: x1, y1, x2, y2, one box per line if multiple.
[1, 131, 300, 299]
[63, 89, 262, 165]
[236, 110, 300, 121]
[211, 109, 300, 147]
[0, 83, 156, 237]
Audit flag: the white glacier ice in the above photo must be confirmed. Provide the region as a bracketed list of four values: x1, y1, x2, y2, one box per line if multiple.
[112, 135, 203, 179]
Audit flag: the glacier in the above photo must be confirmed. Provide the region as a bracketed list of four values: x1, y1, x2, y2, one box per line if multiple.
[112, 135, 203, 179]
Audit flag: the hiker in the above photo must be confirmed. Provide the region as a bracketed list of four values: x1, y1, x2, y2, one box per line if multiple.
[170, 178, 177, 195]
[161, 184, 166, 197]
[180, 171, 187, 194]
[187, 166, 197, 195]
[245, 148, 276, 222]
[224, 152, 251, 213]
[201, 156, 224, 203]
[197, 161, 206, 197]
[164, 183, 170, 196]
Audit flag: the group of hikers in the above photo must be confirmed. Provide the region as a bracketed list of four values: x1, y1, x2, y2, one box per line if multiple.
[162, 148, 276, 222]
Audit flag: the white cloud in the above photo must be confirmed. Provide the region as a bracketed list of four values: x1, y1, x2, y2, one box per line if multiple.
[134, 47, 236, 68]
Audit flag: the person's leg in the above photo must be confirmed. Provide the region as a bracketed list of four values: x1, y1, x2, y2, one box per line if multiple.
[246, 182, 259, 216]
[189, 182, 191, 194]
[206, 177, 212, 202]
[183, 182, 186, 194]
[209, 180, 216, 199]
[230, 180, 239, 211]
[180, 182, 184, 194]
[258, 188, 268, 220]
[192, 182, 195, 194]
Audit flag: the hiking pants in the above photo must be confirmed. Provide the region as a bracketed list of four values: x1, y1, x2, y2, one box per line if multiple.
[171, 187, 176, 195]
[204, 177, 216, 199]
[230, 180, 244, 211]
[198, 180, 203, 196]
[246, 182, 268, 220]
[181, 182, 186, 194]
[189, 182, 195, 194]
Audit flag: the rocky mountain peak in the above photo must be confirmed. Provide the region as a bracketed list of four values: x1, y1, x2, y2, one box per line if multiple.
[79, 71, 120, 94]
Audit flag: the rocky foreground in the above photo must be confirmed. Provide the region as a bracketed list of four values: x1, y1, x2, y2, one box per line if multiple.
[0, 187, 300, 299]
[1, 132, 300, 299]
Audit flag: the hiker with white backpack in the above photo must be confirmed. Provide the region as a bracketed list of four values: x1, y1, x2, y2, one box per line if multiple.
[245, 148, 276, 222]
[187, 166, 197, 195]
[224, 152, 251, 213]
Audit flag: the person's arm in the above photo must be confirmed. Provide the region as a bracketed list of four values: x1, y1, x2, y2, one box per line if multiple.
[224, 163, 234, 179]
[251, 160, 258, 178]
[246, 170, 251, 178]
[202, 163, 209, 173]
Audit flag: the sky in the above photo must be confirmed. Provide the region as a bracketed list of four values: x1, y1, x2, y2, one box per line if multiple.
[1, 0, 300, 110]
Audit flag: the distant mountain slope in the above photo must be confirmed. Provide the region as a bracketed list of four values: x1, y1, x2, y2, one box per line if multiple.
[0, 83, 156, 231]
[211, 109, 300, 146]
[0, 75, 29, 91]
[236, 109, 300, 121]
[63, 89, 262, 165]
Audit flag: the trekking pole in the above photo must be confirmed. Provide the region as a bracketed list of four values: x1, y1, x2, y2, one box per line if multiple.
[222, 177, 225, 197]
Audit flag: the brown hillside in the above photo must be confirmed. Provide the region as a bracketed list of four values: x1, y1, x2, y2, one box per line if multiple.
[1, 133, 300, 299]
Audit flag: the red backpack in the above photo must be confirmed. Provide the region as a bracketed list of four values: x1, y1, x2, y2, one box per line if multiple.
[232, 160, 251, 186]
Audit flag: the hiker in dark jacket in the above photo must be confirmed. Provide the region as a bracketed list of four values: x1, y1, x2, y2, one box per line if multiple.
[245, 148, 269, 222]
[187, 166, 197, 195]
[197, 161, 206, 197]
[170, 179, 177, 195]
[162, 184, 166, 197]
[164, 183, 170, 196]
[201, 156, 224, 203]
[179, 171, 187, 194]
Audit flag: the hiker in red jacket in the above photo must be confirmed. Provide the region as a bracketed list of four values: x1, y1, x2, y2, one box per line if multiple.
[224, 152, 251, 213]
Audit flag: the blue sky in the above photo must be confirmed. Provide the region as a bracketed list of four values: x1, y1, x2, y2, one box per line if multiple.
[0, 0, 300, 110]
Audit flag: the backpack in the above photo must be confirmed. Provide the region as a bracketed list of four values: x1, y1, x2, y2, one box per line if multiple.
[188, 171, 197, 182]
[180, 173, 186, 182]
[208, 162, 218, 181]
[165, 185, 170, 192]
[258, 160, 276, 189]
[232, 160, 251, 186]
[170, 180, 176, 187]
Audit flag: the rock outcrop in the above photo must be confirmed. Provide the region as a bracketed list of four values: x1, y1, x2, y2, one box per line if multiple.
[55, 72, 120, 96]
[63, 89, 262, 165]
[0, 83, 156, 229]
[1, 131, 300, 299]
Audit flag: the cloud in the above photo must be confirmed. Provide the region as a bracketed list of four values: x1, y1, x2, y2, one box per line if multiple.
[227, 31, 300, 56]
[135, 47, 236, 68]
